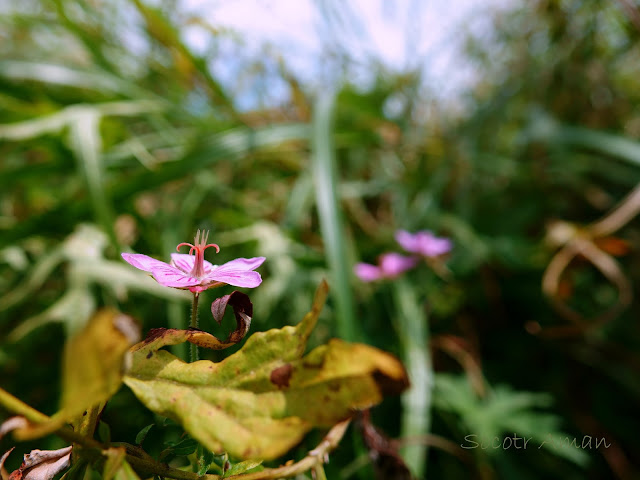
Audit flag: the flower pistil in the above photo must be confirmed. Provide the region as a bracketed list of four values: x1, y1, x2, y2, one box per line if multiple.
[175, 229, 220, 279]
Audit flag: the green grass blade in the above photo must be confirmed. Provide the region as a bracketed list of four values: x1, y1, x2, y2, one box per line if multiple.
[311, 92, 357, 341]
[393, 277, 431, 479]
[2, 123, 310, 243]
[526, 112, 640, 166]
[69, 109, 118, 251]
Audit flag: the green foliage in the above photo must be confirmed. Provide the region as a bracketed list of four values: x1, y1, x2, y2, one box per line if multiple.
[433, 374, 588, 465]
[0, 282, 407, 478]
[124, 282, 407, 460]
[2, 0, 640, 478]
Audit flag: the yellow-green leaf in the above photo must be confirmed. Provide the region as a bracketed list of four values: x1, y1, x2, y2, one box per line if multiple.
[15, 310, 140, 440]
[61, 309, 140, 415]
[103, 448, 141, 480]
[223, 459, 263, 477]
[124, 281, 408, 460]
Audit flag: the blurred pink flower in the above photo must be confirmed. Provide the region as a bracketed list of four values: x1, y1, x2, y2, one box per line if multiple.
[395, 230, 452, 257]
[122, 230, 265, 293]
[354, 252, 418, 282]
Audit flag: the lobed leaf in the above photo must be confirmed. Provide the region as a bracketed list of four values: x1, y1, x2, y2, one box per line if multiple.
[124, 281, 408, 460]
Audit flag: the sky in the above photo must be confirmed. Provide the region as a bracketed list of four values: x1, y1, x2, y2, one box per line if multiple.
[180, 0, 513, 110]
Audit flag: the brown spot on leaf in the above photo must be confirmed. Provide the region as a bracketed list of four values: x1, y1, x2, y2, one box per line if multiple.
[142, 327, 168, 344]
[270, 363, 293, 389]
[372, 369, 410, 397]
[242, 447, 256, 459]
[146, 351, 153, 359]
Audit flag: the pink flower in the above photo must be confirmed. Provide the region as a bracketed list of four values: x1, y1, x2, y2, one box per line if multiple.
[122, 230, 265, 293]
[395, 230, 452, 257]
[354, 252, 418, 282]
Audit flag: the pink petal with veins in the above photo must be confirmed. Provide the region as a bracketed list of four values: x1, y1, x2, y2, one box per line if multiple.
[216, 257, 266, 271]
[206, 257, 266, 288]
[150, 263, 201, 288]
[170, 253, 213, 274]
[121, 253, 168, 272]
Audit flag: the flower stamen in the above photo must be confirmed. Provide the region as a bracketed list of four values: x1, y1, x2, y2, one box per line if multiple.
[176, 229, 220, 278]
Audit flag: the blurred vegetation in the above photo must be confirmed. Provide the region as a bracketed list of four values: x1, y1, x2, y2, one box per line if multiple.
[1, 0, 640, 478]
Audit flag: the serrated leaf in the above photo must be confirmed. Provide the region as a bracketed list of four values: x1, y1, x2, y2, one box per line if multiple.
[223, 459, 263, 477]
[124, 281, 408, 460]
[433, 374, 589, 466]
[14, 310, 140, 440]
[168, 437, 199, 456]
[196, 446, 217, 476]
[159, 436, 199, 461]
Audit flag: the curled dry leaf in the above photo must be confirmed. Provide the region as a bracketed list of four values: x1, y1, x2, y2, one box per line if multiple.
[132, 292, 253, 354]
[124, 281, 409, 460]
[211, 291, 253, 344]
[1, 448, 13, 480]
[0, 446, 72, 480]
[0, 418, 28, 441]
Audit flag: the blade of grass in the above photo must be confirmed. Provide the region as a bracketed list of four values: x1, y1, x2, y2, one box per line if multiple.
[2, 123, 309, 243]
[526, 112, 640, 167]
[311, 92, 357, 341]
[69, 108, 118, 252]
[0, 60, 153, 98]
[392, 277, 431, 479]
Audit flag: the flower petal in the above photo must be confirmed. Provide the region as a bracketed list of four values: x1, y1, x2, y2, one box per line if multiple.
[202, 257, 266, 288]
[207, 269, 263, 288]
[215, 256, 266, 271]
[150, 263, 201, 288]
[394, 230, 421, 254]
[379, 253, 418, 277]
[354, 263, 383, 282]
[170, 253, 214, 275]
[121, 253, 170, 273]
[419, 235, 452, 256]
[395, 230, 452, 257]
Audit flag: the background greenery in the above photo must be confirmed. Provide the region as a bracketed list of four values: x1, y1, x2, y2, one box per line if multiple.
[1, 0, 639, 478]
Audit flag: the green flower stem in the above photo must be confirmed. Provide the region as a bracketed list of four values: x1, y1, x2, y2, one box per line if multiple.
[392, 277, 432, 478]
[0, 387, 50, 423]
[190, 292, 200, 362]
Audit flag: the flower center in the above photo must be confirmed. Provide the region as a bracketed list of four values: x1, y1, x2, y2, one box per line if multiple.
[176, 229, 220, 278]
